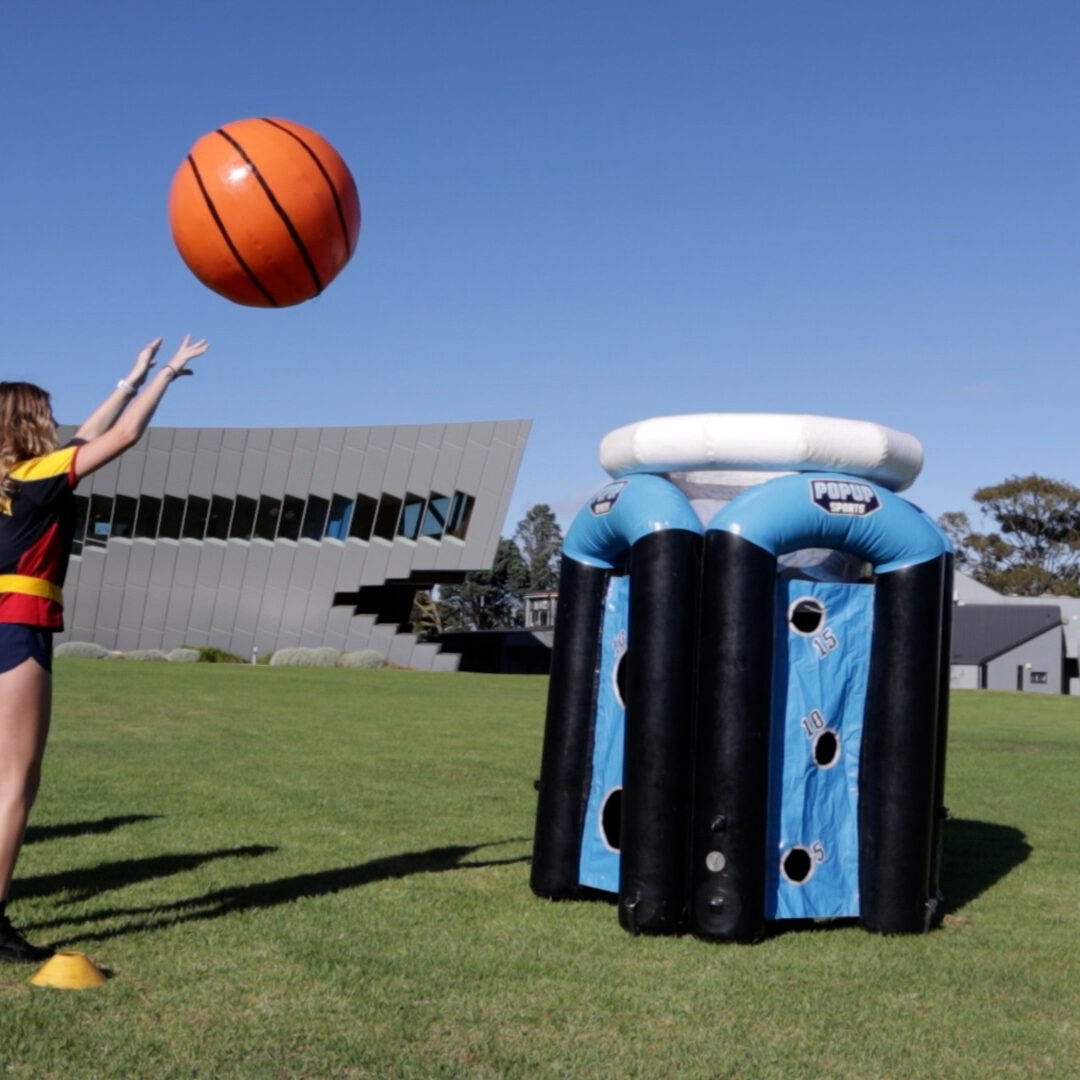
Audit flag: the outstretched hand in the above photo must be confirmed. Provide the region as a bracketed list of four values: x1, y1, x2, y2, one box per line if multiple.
[126, 337, 164, 388]
[163, 334, 209, 379]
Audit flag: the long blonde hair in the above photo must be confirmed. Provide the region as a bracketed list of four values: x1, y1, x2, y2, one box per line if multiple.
[0, 381, 58, 501]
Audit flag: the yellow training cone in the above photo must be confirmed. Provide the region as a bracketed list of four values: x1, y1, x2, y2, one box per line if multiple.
[29, 951, 107, 989]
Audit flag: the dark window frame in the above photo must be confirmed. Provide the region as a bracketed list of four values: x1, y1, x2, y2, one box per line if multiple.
[349, 494, 378, 541]
[300, 494, 329, 542]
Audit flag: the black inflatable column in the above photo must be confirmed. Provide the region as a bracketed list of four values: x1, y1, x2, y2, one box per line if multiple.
[928, 555, 954, 912]
[859, 555, 948, 933]
[690, 531, 778, 942]
[531, 555, 610, 899]
[618, 528, 701, 934]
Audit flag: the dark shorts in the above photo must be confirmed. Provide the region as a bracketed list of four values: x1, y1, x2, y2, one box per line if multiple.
[0, 624, 53, 674]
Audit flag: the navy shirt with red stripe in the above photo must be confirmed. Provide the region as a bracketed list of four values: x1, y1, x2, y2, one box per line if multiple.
[0, 444, 80, 629]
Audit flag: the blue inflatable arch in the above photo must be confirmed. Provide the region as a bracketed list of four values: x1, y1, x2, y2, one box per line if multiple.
[694, 473, 951, 940]
[532, 474, 702, 933]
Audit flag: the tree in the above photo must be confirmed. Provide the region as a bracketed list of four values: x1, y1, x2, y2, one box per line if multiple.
[435, 537, 529, 630]
[514, 503, 563, 591]
[939, 475, 1080, 597]
[409, 590, 443, 641]
[411, 504, 566, 635]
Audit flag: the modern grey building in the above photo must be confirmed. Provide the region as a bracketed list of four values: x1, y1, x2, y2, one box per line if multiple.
[56, 419, 530, 670]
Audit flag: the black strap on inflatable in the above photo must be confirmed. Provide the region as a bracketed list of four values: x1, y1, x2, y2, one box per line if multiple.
[618, 528, 701, 934]
[690, 530, 777, 942]
[859, 555, 948, 933]
[530, 555, 610, 899]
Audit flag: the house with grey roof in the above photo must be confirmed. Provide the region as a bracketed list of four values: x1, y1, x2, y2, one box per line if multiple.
[951, 573, 1078, 694]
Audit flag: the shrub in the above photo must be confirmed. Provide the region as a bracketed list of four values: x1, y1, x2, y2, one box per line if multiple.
[268, 647, 341, 668]
[189, 646, 247, 664]
[338, 649, 387, 670]
[54, 641, 110, 660]
[121, 649, 169, 662]
[167, 648, 201, 663]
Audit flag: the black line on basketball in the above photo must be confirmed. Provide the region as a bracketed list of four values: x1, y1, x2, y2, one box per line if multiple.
[215, 127, 323, 295]
[186, 155, 279, 307]
[260, 118, 354, 258]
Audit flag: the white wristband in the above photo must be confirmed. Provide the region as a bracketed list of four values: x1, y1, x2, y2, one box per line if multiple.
[117, 379, 137, 397]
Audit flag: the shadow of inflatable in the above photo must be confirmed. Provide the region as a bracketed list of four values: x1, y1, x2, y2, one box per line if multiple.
[46, 840, 529, 947]
[939, 816, 1031, 915]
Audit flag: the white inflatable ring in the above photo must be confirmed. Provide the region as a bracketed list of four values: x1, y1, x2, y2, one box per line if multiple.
[599, 413, 923, 492]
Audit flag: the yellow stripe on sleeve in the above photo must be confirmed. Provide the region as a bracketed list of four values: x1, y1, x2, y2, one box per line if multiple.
[9, 446, 78, 482]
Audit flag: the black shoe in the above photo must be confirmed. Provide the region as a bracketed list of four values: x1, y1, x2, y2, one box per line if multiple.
[0, 914, 54, 964]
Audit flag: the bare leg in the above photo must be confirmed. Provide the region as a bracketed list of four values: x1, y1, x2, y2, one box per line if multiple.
[0, 656, 52, 903]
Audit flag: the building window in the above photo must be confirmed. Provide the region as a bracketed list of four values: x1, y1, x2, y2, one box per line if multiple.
[253, 495, 281, 541]
[230, 495, 256, 540]
[326, 494, 353, 540]
[158, 495, 186, 540]
[446, 491, 475, 540]
[63, 485, 479, 549]
[182, 495, 209, 540]
[1030, 671, 1048, 685]
[70, 495, 89, 556]
[398, 492, 425, 541]
[85, 495, 114, 548]
[277, 495, 305, 541]
[421, 493, 449, 539]
[349, 494, 377, 541]
[206, 495, 233, 540]
[134, 495, 161, 539]
[111, 495, 137, 539]
[373, 494, 402, 541]
[301, 495, 329, 541]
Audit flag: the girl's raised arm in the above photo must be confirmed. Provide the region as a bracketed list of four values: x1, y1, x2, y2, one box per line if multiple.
[73, 335, 207, 481]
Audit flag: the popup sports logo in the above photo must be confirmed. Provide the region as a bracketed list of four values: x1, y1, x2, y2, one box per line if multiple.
[810, 479, 881, 516]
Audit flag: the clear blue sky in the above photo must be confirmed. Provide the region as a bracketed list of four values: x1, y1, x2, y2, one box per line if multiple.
[3, 2, 1077, 535]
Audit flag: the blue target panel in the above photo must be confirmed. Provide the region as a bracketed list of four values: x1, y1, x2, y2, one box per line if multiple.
[765, 579, 873, 920]
[578, 576, 630, 892]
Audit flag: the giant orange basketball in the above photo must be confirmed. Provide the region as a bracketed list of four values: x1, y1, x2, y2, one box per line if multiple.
[168, 117, 361, 307]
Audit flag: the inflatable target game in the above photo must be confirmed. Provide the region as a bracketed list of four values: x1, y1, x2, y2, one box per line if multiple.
[531, 414, 953, 942]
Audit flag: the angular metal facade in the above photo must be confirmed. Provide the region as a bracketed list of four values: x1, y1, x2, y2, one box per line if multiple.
[56, 419, 530, 670]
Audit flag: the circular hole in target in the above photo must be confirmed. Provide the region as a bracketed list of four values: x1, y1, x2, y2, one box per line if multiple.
[613, 650, 628, 708]
[780, 846, 815, 885]
[600, 787, 622, 852]
[812, 728, 841, 769]
[789, 597, 826, 636]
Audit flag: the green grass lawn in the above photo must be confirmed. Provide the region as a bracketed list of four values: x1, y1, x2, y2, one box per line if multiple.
[1, 665, 1077, 1079]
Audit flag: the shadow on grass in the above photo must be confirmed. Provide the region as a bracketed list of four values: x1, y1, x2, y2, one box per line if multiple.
[939, 816, 1031, 914]
[48, 840, 529, 947]
[25, 814, 162, 845]
[16, 846, 277, 906]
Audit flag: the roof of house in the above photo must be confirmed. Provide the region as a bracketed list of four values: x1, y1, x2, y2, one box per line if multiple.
[951, 603, 1063, 665]
[953, 571, 1004, 603]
